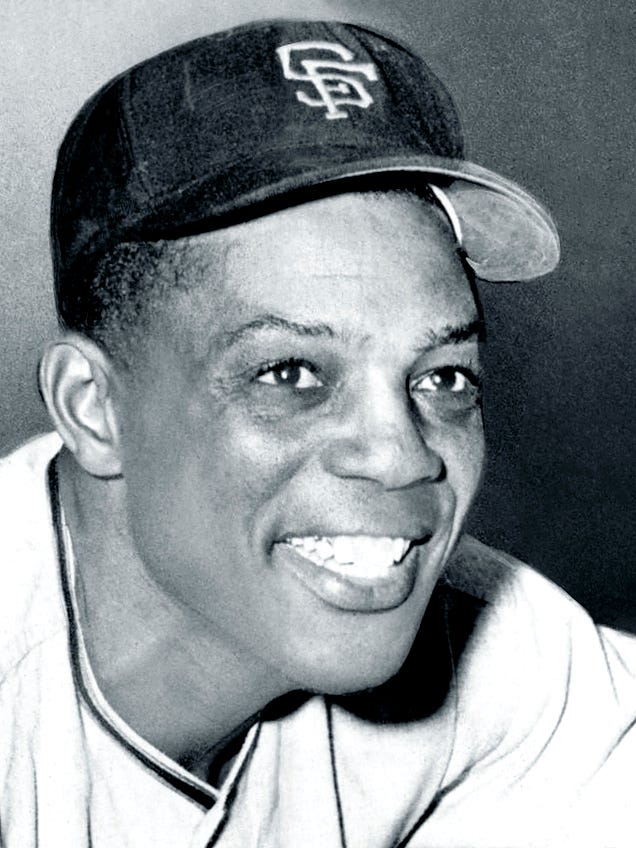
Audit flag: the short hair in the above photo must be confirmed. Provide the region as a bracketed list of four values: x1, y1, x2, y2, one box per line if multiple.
[58, 238, 210, 368]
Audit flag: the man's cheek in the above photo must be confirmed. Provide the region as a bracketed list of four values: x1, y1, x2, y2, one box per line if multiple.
[447, 429, 486, 510]
[220, 414, 317, 486]
[423, 423, 485, 518]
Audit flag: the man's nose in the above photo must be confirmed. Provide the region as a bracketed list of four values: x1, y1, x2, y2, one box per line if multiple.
[320, 373, 444, 490]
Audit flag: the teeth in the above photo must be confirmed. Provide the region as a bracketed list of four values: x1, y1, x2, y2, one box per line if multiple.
[332, 536, 355, 564]
[283, 535, 413, 577]
[314, 537, 334, 561]
[392, 538, 407, 561]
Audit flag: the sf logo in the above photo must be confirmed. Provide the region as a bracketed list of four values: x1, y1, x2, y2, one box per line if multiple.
[277, 41, 378, 120]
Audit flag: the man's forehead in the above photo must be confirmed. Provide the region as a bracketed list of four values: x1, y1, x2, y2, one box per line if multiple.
[164, 192, 478, 356]
[216, 191, 462, 281]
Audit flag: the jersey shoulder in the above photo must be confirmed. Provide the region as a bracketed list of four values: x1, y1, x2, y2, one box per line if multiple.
[0, 433, 65, 680]
[442, 533, 589, 627]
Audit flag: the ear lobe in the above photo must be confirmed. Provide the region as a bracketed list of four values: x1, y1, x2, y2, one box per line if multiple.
[39, 335, 123, 478]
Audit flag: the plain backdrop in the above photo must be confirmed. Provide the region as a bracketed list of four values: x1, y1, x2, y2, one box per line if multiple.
[1, 0, 635, 628]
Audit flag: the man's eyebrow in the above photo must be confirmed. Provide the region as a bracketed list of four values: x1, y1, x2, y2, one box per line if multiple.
[217, 314, 484, 352]
[218, 314, 336, 350]
[417, 318, 486, 351]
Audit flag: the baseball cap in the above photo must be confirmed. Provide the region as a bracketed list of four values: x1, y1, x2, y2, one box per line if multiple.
[51, 19, 560, 322]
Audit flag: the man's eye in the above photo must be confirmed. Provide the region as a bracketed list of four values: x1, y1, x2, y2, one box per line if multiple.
[412, 367, 480, 397]
[255, 359, 323, 389]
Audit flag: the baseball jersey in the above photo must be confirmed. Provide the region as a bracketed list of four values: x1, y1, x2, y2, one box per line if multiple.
[1, 433, 635, 847]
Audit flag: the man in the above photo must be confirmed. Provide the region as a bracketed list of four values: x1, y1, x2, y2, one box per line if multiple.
[0, 18, 634, 847]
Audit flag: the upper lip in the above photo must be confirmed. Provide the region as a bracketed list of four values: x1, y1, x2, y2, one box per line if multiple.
[274, 530, 434, 544]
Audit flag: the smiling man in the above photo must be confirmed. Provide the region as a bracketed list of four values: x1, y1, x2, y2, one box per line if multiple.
[1, 18, 635, 848]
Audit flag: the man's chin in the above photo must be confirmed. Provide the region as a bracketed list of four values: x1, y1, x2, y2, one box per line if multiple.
[285, 608, 429, 697]
[302, 649, 414, 697]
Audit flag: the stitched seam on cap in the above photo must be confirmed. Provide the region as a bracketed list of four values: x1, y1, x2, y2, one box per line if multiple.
[118, 72, 155, 205]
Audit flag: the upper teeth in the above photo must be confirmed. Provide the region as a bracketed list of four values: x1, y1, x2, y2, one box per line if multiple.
[283, 535, 413, 577]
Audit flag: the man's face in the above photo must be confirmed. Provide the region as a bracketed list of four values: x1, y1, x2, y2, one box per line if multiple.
[116, 192, 485, 694]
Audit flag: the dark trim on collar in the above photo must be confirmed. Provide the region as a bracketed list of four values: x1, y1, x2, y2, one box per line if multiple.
[48, 455, 222, 810]
[326, 698, 349, 848]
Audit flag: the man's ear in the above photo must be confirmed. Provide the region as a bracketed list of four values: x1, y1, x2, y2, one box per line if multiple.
[39, 334, 123, 478]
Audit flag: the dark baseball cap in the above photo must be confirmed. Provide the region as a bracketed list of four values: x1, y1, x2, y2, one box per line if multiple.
[51, 18, 560, 321]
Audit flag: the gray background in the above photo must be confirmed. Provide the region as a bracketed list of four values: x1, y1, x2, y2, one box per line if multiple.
[2, 1, 634, 629]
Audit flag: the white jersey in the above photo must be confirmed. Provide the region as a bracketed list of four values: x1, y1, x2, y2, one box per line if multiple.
[1, 434, 635, 847]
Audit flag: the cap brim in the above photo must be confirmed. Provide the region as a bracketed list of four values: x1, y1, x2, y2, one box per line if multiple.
[267, 155, 560, 282]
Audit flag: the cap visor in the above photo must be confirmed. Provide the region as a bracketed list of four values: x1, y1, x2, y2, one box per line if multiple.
[267, 155, 560, 282]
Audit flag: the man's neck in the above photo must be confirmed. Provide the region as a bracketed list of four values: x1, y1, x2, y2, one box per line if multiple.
[56, 449, 292, 775]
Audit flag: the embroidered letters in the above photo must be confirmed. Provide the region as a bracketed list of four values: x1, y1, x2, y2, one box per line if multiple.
[277, 41, 378, 120]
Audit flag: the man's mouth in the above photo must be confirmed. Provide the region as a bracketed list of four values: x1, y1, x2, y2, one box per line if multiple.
[284, 535, 413, 579]
[270, 534, 429, 612]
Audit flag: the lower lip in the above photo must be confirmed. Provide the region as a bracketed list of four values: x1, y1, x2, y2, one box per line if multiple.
[270, 542, 424, 612]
